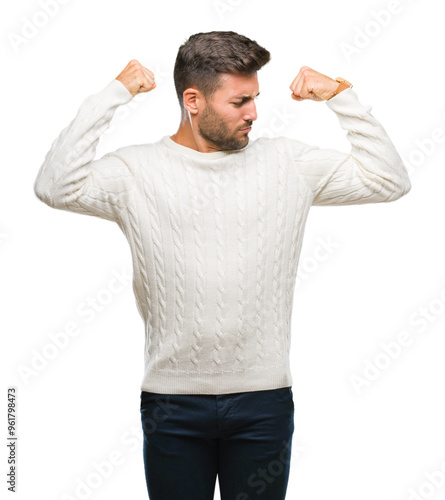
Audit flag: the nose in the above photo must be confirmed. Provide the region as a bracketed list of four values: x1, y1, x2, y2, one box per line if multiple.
[243, 101, 258, 123]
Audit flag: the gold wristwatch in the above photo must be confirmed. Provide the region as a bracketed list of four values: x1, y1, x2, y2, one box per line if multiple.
[330, 77, 353, 99]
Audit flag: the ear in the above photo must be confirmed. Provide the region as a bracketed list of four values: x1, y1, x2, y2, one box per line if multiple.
[183, 87, 201, 115]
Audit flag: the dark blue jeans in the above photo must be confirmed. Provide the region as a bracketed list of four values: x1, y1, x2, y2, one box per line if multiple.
[140, 386, 295, 500]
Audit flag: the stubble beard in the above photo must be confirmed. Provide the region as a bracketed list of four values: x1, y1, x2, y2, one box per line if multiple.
[198, 103, 250, 152]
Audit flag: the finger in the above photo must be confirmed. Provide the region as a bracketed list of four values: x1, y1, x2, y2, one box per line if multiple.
[297, 67, 315, 99]
[289, 77, 302, 99]
[309, 91, 323, 102]
[289, 65, 311, 90]
[140, 66, 152, 81]
[289, 73, 300, 92]
[141, 68, 156, 91]
[291, 92, 303, 101]
[142, 66, 155, 80]
[289, 67, 304, 94]
[295, 76, 308, 98]
[289, 66, 310, 99]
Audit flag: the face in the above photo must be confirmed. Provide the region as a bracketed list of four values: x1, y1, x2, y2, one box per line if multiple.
[197, 73, 260, 151]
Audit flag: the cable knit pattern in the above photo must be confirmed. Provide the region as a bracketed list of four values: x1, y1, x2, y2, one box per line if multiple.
[209, 161, 226, 367]
[234, 155, 249, 367]
[254, 141, 267, 363]
[34, 78, 411, 394]
[182, 156, 205, 371]
[273, 144, 287, 361]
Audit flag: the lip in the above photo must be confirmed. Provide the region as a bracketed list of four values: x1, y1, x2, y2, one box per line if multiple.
[240, 126, 252, 132]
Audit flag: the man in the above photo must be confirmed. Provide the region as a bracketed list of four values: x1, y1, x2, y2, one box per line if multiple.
[34, 31, 411, 500]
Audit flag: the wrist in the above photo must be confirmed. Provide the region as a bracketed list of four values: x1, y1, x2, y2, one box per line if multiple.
[327, 77, 353, 100]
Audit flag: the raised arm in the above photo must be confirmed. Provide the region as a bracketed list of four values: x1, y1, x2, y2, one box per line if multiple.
[283, 66, 411, 206]
[33, 60, 156, 221]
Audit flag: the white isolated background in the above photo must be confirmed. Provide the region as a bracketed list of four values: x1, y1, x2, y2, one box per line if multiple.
[1, 0, 444, 499]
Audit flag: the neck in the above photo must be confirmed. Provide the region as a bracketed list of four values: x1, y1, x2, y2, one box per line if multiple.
[170, 114, 223, 154]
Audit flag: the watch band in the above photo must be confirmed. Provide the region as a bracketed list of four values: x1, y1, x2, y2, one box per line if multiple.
[330, 77, 353, 99]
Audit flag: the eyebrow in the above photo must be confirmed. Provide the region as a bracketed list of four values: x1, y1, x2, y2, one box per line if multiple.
[231, 91, 260, 100]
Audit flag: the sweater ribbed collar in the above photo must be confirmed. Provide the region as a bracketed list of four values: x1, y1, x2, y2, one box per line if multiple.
[161, 135, 251, 160]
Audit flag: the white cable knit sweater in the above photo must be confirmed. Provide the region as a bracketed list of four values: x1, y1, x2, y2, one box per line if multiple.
[34, 78, 411, 395]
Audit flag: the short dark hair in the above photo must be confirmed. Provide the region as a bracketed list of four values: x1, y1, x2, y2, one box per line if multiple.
[173, 31, 271, 117]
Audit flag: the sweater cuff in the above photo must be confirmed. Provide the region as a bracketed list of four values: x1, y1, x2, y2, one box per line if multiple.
[97, 78, 134, 106]
[324, 85, 357, 108]
[324, 86, 375, 117]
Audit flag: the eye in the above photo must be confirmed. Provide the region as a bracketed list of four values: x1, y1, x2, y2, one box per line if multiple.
[231, 95, 259, 107]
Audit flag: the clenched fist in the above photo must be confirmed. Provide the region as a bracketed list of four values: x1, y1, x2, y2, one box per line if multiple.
[289, 66, 339, 102]
[115, 59, 157, 98]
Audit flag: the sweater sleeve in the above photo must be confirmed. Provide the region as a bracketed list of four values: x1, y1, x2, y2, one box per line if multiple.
[33, 79, 136, 222]
[282, 87, 412, 206]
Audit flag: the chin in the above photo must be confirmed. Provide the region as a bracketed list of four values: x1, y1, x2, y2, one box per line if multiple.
[238, 137, 249, 149]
